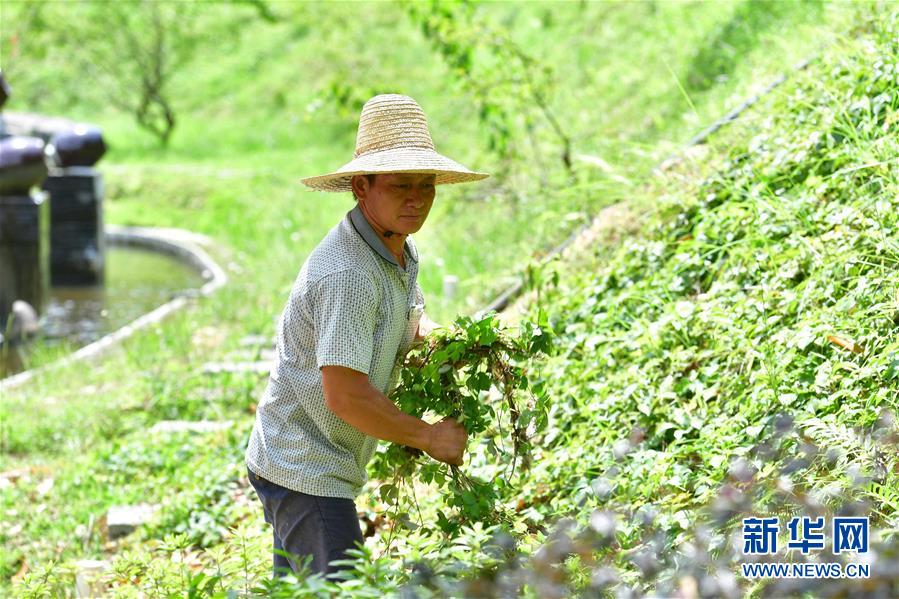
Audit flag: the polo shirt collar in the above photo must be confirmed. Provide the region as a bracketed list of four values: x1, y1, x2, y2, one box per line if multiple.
[348, 204, 419, 268]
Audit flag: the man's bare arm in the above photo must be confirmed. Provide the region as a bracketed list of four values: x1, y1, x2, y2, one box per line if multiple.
[321, 365, 466, 465]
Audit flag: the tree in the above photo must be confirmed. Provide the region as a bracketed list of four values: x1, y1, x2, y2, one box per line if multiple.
[403, 0, 574, 183]
[78, 0, 201, 146]
[2, 0, 260, 147]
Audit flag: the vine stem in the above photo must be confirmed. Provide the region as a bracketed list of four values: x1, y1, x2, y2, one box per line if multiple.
[409, 476, 425, 529]
[378, 465, 405, 560]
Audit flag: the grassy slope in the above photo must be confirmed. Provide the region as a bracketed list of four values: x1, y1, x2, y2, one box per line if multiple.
[1, 0, 892, 596]
[510, 8, 898, 594]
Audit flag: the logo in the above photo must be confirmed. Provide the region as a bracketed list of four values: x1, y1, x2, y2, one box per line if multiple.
[833, 517, 869, 554]
[740, 516, 870, 579]
[743, 517, 779, 555]
[786, 516, 825, 554]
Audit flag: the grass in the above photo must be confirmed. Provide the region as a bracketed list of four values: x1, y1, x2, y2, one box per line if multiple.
[1, 1, 895, 596]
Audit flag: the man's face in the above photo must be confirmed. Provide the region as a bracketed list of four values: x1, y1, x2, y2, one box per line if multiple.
[354, 173, 437, 235]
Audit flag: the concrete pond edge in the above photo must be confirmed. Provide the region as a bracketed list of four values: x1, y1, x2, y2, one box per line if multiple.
[0, 224, 228, 391]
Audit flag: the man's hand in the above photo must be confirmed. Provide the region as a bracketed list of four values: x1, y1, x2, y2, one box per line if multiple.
[424, 417, 467, 466]
[323, 366, 466, 463]
[415, 312, 442, 342]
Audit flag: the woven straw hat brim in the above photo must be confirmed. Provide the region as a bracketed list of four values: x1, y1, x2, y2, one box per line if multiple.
[300, 147, 489, 193]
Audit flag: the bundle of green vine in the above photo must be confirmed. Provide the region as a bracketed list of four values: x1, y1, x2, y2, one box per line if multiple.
[369, 311, 553, 534]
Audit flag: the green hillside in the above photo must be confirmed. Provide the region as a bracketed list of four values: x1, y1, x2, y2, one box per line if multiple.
[1, 1, 896, 597]
[3, 0, 847, 325]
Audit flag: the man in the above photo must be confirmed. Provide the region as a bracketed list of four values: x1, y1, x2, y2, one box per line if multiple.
[245, 94, 489, 578]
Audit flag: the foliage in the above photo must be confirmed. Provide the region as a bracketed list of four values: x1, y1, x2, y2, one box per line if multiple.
[369, 312, 552, 533]
[2, 2, 896, 598]
[1, 1, 271, 145]
[385, 415, 899, 598]
[506, 8, 899, 593]
[402, 0, 573, 181]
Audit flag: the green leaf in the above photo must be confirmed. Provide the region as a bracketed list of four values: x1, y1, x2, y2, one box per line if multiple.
[379, 484, 397, 505]
[885, 352, 899, 381]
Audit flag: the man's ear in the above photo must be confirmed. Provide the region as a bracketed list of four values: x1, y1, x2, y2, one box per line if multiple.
[351, 175, 368, 200]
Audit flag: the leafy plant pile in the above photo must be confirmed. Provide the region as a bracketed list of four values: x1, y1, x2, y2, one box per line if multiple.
[370, 312, 553, 534]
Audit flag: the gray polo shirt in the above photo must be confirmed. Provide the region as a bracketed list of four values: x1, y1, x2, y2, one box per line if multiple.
[245, 204, 425, 499]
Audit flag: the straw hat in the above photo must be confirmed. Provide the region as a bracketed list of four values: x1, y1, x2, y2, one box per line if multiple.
[300, 94, 489, 192]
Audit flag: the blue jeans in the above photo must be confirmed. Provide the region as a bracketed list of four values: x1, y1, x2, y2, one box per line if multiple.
[246, 466, 365, 579]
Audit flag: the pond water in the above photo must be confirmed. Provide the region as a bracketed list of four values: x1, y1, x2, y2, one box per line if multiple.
[1, 245, 206, 377]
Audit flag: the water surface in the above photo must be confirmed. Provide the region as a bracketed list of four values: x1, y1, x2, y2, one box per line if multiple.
[2, 245, 206, 377]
